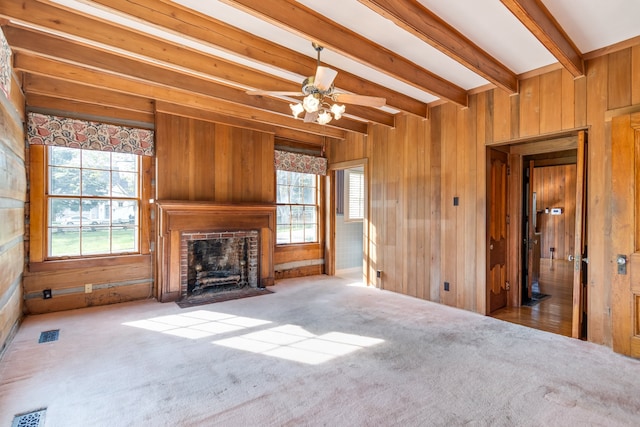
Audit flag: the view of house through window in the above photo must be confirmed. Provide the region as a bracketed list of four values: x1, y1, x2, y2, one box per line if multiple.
[276, 170, 319, 244]
[47, 146, 140, 257]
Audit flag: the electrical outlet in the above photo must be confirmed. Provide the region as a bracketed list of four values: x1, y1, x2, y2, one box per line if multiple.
[376, 270, 382, 278]
[550, 247, 555, 252]
[43, 289, 52, 299]
[444, 281, 450, 291]
[85, 283, 93, 293]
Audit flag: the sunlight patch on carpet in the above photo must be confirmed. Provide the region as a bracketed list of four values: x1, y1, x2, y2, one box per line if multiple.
[123, 311, 383, 364]
[123, 310, 271, 339]
[213, 326, 384, 365]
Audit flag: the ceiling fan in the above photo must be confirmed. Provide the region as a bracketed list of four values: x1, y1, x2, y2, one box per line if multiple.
[247, 43, 386, 125]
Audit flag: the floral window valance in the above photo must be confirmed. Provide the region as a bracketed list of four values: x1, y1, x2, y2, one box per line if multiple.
[0, 28, 11, 99]
[27, 112, 154, 156]
[274, 149, 327, 176]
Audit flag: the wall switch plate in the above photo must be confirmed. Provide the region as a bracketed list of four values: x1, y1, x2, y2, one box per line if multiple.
[43, 289, 52, 299]
[453, 197, 459, 206]
[376, 270, 382, 278]
[444, 281, 450, 291]
[85, 284, 92, 293]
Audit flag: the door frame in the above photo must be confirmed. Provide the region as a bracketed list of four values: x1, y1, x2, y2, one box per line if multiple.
[326, 158, 369, 284]
[487, 130, 588, 335]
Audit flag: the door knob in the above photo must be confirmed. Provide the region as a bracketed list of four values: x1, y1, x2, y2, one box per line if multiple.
[568, 254, 575, 262]
[617, 254, 627, 275]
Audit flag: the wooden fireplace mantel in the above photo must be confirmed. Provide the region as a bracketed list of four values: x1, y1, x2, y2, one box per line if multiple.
[155, 201, 276, 302]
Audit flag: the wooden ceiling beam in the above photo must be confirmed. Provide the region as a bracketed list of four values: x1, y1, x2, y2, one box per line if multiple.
[358, 0, 517, 93]
[13, 53, 351, 138]
[223, 0, 468, 106]
[25, 91, 155, 126]
[23, 74, 155, 114]
[155, 101, 328, 146]
[3, 22, 392, 127]
[86, 0, 427, 118]
[0, 0, 300, 92]
[5, 25, 378, 131]
[500, 0, 584, 77]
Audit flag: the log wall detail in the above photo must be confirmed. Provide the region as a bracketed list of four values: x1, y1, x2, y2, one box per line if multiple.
[0, 70, 25, 355]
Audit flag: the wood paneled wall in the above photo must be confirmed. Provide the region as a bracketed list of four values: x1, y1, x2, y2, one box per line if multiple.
[155, 112, 274, 203]
[329, 43, 640, 349]
[155, 113, 324, 279]
[533, 165, 577, 260]
[0, 72, 25, 354]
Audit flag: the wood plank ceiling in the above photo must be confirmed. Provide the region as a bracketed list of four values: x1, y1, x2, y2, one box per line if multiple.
[1, 0, 639, 143]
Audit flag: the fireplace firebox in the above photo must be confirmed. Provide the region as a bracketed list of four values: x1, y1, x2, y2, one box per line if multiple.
[183, 230, 259, 297]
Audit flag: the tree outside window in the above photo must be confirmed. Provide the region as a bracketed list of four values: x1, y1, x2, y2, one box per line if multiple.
[276, 170, 319, 244]
[47, 146, 140, 257]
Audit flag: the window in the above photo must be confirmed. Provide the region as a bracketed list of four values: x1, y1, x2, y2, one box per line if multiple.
[47, 146, 140, 258]
[276, 170, 319, 244]
[345, 167, 364, 222]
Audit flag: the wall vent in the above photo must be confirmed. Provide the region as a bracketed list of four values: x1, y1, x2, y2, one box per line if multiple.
[12, 409, 46, 427]
[38, 330, 59, 343]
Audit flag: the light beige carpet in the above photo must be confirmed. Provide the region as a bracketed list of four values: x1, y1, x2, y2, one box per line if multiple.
[1, 274, 639, 426]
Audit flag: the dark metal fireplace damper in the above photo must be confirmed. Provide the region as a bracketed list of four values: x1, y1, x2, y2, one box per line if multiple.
[181, 230, 259, 298]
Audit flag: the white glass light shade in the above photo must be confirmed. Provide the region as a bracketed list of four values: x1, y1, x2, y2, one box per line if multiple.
[303, 94, 320, 113]
[290, 103, 304, 118]
[330, 104, 346, 120]
[317, 110, 333, 125]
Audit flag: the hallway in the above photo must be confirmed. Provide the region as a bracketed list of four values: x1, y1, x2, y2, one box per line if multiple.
[492, 259, 574, 337]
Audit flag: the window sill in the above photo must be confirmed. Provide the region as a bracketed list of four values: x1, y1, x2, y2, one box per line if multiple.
[276, 242, 320, 247]
[29, 253, 151, 273]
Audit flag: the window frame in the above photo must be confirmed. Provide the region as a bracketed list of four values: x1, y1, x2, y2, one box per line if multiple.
[344, 168, 365, 223]
[45, 146, 142, 259]
[275, 170, 321, 245]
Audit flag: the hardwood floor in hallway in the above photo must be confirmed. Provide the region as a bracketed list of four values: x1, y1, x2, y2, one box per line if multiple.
[491, 259, 574, 337]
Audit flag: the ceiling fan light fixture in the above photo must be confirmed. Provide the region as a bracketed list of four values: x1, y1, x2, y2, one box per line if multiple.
[330, 103, 345, 120]
[251, 42, 384, 126]
[303, 94, 320, 113]
[290, 102, 304, 118]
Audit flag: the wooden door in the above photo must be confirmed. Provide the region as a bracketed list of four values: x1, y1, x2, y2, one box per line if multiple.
[611, 112, 640, 357]
[569, 131, 588, 339]
[526, 161, 539, 301]
[487, 148, 509, 313]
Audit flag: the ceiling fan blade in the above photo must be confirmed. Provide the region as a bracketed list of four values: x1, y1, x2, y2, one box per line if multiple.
[246, 90, 304, 96]
[333, 93, 386, 107]
[314, 66, 338, 91]
[303, 111, 319, 123]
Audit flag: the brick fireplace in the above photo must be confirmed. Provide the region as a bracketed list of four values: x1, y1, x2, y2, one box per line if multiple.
[181, 230, 259, 297]
[156, 201, 276, 302]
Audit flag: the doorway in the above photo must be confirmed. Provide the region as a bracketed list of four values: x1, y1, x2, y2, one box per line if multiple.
[489, 132, 588, 338]
[335, 166, 365, 276]
[326, 159, 368, 285]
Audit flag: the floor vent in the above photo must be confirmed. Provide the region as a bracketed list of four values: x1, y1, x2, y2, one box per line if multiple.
[38, 329, 59, 343]
[12, 409, 46, 427]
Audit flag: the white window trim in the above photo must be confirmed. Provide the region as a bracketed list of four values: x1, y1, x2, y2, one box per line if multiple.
[344, 168, 364, 223]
